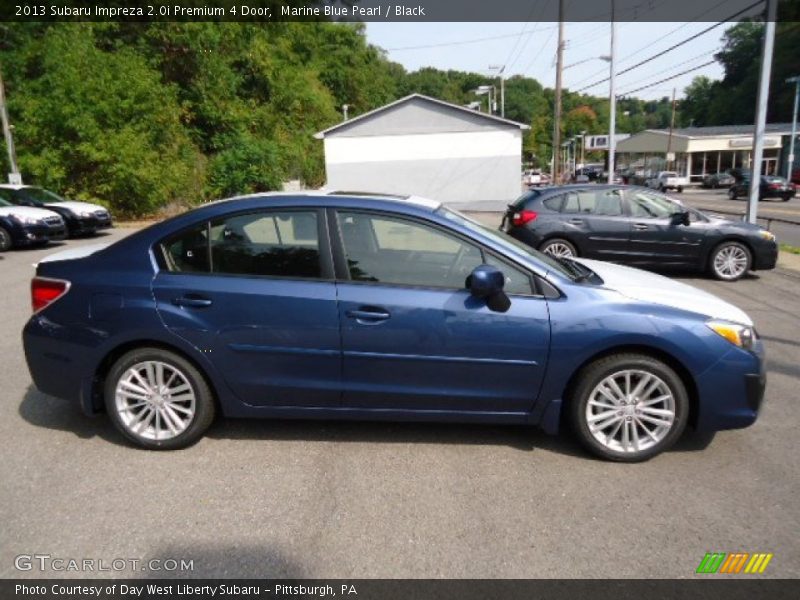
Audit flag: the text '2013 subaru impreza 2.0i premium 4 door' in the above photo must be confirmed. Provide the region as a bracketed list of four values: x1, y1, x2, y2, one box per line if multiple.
[23, 192, 766, 461]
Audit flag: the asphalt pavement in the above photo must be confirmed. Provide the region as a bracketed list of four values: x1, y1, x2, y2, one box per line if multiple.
[1, 228, 798, 579]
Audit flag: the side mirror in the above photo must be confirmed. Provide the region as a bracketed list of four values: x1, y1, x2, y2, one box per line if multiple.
[466, 265, 511, 313]
[670, 211, 690, 226]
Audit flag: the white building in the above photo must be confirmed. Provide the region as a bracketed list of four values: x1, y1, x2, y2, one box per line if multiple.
[314, 94, 529, 204]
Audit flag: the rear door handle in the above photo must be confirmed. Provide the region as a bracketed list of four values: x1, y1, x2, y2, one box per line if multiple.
[346, 308, 391, 323]
[633, 223, 649, 230]
[568, 218, 584, 225]
[172, 294, 213, 308]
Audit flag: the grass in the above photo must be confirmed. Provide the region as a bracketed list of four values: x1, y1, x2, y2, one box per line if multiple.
[780, 244, 800, 255]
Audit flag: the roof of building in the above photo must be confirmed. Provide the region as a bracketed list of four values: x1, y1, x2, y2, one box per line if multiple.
[314, 93, 529, 139]
[640, 123, 794, 139]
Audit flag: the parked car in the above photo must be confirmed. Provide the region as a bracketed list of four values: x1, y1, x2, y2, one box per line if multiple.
[0, 184, 113, 237]
[524, 170, 550, 187]
[503, 185, 777, 281]
[0, 197, 66, 251]
[598, 172, 624, 185]
[792, 168, 800, 185]
[646, 171, 688, 193]
[701, 171, 736, 189]
[24, 191, 765, 462]
[728, 176, 796, 202]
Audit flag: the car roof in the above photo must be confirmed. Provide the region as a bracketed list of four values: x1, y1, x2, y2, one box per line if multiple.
[0, 184, 29, 190]
[205, 190, 442, 211]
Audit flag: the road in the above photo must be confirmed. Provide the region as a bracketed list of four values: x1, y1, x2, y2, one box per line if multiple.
[1, 228, 799, 579]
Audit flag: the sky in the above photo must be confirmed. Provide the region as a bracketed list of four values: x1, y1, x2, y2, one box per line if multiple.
[366, 21, 731, 101]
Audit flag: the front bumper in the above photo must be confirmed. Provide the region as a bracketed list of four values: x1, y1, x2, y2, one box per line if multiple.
[753, 241, 778, 270]
[693, 340, 766, 432]
[13, 224, 51, 246]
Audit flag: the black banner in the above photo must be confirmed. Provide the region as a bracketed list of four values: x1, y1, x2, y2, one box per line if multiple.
[3, 579, 800, 600]
[2, 0, 798, 23]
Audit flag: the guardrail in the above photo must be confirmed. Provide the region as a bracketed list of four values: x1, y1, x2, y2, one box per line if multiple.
[697, 207, 800, 231]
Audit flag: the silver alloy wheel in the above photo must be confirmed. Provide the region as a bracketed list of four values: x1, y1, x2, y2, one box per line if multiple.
[543, 241, 575, 258]
[114, 361, 196, 441]
[585, 369, 676, 454]
[713, 245, 749, 280]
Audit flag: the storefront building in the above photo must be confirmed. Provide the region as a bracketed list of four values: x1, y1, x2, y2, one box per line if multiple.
[615, 123, 796, 183]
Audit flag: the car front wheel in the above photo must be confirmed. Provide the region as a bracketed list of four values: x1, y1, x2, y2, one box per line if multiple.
[569, 353, 689, 462]
[709, 241, 752, 281]
[539, 238, 578, 259]
[0, 226, 11, 252]
[105, 347, 215, 450]
[728, 188, 737, 200]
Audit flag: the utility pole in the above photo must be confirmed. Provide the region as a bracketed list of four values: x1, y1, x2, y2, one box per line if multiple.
[607, 0, 617, 184]
[666, 87, 677, 169]
[747, 0, 777, 224]
[0, 64, 20, 183]
[490, 64, 506, 118]
[552, 0, 564, 183]
[787, 75, 799, 179]
[342, 104, 349, 120]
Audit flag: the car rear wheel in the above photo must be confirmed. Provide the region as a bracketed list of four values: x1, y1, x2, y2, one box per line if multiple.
[539, 238, 577, 259]
[0, 227, 11, 252]
[105, 347, 215, 450]
[709, 241, 751, 281]
[568, 353, 689, 462]
[728, 188, 737, 200]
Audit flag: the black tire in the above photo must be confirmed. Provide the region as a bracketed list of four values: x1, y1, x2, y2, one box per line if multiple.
[539, 237, 578, 258]
[659, 184, 666, 192]
[104, 347, 215, 450]
[677, 186, 684, 193]
[568, 353, 689, 462]
[708, 240, 752, 281]
[728, 188, 737, 200]
[0, 226, 11, 252]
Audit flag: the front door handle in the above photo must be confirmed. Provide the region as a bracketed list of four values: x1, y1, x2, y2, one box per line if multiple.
[346, 307, 391, 323]
[172, 294, 213, 308]
[633, 223, 649, 230]
[568, 218, 584, 224]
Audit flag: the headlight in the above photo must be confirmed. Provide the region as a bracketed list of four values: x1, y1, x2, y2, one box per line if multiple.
[79, 211, 93, 218]
[757, 230, 776, 242]
[707, 320, 756, 350]
[11, 215, 41, 226]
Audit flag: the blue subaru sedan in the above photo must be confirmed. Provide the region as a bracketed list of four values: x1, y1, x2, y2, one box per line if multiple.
[22, 192, 765, 461]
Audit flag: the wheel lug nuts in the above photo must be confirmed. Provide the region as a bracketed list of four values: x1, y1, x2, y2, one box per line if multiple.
[617, 411, 623, 416]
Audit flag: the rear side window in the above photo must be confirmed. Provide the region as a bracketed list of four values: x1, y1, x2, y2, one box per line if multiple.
[565, 189, 623, 216]
[160, 210, 322, 279]
[542, 196, 564, 212]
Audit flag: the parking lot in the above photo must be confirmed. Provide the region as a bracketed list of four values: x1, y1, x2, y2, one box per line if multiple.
[1, 226, 799, 579]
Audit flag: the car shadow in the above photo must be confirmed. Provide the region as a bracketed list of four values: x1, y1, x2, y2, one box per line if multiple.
[20, 385, 717, 459]
[144, 543, 305, 579]
[18, 384, 127, 447]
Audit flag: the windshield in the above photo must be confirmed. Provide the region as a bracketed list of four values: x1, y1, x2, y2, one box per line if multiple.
[436, 206, 583, 281]
[20, 187, 67, 204]
[0, 198, 11, 207]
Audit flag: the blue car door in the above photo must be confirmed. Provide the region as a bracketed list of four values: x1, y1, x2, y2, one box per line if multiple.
[333, 210, 550, 414]
[151, 208, 341, 407]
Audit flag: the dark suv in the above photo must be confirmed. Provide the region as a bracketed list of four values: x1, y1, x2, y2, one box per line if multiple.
[503, 185, 778, 281]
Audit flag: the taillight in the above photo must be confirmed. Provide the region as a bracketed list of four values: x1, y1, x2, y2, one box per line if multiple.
[31, 277, 70, 313]
[769, 184, 781, 190]
[512, 210, 538, 227]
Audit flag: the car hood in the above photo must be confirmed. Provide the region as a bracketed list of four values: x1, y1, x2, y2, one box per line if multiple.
[46, 200, 106, 213]
[0, 205, 61, 220]
[573, 258, 753, 326]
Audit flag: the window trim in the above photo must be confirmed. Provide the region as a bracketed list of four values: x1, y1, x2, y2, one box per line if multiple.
[156, 207, 335, 282]
[328, 208, 542, 297]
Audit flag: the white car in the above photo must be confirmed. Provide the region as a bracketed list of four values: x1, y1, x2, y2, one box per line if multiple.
[0, 184, 112, 237]
[0, 196, 66, 251]
[646, 171, 688, 193]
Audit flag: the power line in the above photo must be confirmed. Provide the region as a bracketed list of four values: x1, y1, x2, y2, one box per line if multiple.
[385, 25, 558, 52]
[616, 60, 717, 97]
[568, 0, 751, 89]
[573, 0, 766, 93]
[616, 50, 720, 89]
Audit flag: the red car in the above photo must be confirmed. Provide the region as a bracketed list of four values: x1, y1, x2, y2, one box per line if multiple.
[792, 168, 800, 186]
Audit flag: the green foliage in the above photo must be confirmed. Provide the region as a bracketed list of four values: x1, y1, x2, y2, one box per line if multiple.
[681, 21, 800, 127]
[1, 20, 778, 217]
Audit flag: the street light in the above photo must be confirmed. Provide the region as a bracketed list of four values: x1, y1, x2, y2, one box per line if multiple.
[489, 64, 506, 118]
[474, 85, 496, 114]
[787, 75, 799, 179]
